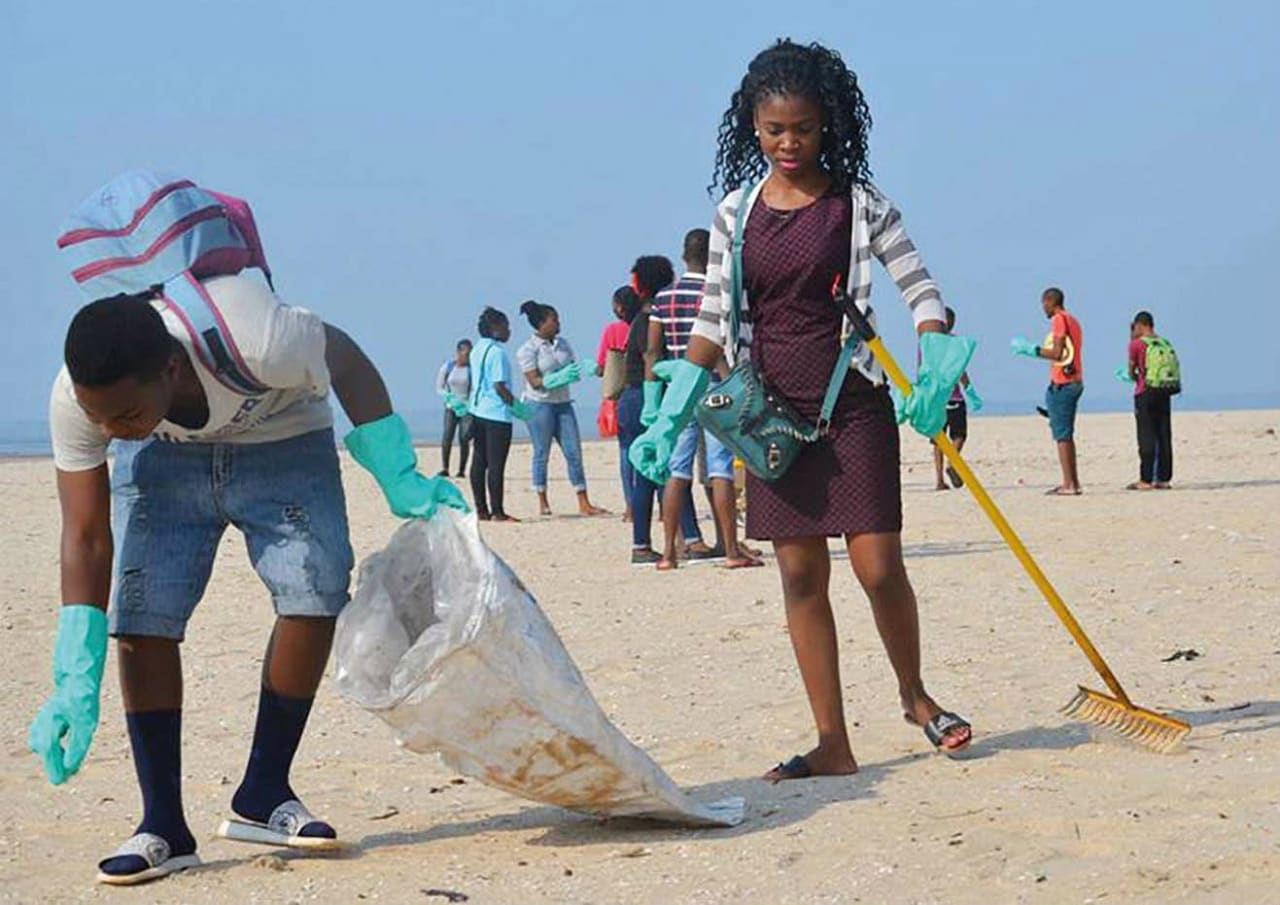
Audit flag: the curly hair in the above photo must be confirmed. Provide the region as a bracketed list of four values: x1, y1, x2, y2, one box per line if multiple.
[710, 39, 873, 197]
[477, 306, 508, 339]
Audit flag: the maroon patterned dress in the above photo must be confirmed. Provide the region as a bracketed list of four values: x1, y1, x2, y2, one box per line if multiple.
[742, 190, 902, 540]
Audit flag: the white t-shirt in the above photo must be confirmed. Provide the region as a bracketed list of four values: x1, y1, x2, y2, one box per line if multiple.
[516, 334, 577, 404]
[51, 274, 334, 472]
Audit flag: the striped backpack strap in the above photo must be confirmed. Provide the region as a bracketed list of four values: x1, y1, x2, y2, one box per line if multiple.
[160, 271, 269, 396]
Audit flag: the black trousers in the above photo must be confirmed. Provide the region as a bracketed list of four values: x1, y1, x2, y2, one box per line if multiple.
[1135, 389, 1173, 483]
[469, 416, 513, 516]
[441, 409, 472, 474]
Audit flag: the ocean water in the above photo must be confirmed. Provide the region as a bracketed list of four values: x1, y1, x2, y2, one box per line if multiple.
[2, 394, 1274, 459]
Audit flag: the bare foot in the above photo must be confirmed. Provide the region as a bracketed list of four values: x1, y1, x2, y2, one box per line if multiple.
[579, 504, 610, 517]
[540, 506, 554, 517]
[935, 482, 950, 492]
[490, 513, 521, 523]
[763, 744, 858, 783]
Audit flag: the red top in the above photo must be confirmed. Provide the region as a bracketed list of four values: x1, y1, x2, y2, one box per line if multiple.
[1049, 310, 1084, 385]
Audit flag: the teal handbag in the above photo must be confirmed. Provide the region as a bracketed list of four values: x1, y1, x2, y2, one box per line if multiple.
[694, 182, 859, 481]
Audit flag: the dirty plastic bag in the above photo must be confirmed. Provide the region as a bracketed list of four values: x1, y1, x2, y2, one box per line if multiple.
[333, 509, 744, 827]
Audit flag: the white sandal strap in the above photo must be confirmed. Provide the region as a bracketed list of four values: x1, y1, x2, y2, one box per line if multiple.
[267, 799, 317, 836]
[110, 832, 171, 867]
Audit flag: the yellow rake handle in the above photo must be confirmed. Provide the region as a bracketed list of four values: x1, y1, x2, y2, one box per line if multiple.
[868, 334, 1133, 708]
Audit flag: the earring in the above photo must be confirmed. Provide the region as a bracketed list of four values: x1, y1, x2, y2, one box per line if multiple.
[754, 129, 759, 137]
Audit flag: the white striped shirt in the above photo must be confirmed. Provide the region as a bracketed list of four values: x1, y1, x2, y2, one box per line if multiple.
[690, 181, 947, 385]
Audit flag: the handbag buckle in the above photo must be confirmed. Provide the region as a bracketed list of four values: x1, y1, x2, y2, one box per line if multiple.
[704, 393, 734, 410]
[767, 443, 783, 471]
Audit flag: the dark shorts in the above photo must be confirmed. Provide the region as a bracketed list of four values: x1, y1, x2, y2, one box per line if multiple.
[1045, 382, 1084, 442]
[931, 400, 967, 445]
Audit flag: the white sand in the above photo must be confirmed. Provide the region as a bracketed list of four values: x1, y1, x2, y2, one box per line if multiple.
[1, 410, 1277, 904]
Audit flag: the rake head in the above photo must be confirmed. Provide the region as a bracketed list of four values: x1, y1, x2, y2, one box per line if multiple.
[1063, 686, 1191, 753]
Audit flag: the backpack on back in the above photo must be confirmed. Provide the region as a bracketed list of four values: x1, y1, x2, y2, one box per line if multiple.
[1141, 335, 1181, 394]
[57, 170, 274, 396]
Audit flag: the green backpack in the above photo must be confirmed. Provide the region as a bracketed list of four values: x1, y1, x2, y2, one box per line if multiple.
[1142, 335, 1181, 394]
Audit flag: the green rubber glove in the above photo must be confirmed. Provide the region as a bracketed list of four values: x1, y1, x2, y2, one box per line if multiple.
[629, 359, 710, 484]
[964, 383, 984, 413]
[510, 400, 534, 421]
[1010, 335, 1039, 358]
[542, 361, 582, 391]
[443, 391, 469, 417]
[1114, 365, 1135, 384]
[896, 333, 977, 438]
[345, 413, 469, 519]
[29, 604, 108, 785]
[640, 380, 664, 428]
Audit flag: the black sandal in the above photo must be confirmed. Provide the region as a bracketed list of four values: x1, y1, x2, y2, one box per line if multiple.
[764, 754, 812, 783]
[920, 711, 972, 757]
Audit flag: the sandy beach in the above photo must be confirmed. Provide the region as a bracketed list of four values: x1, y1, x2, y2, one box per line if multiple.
[1, 409, 1277, 904]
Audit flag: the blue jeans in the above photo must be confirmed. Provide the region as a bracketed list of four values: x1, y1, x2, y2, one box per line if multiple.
[1045, 382, 1084, 441]
[617, 386, 643, 510]
[669, 423, 735, 481]
[618, 386, 700, 548]
[109, 428, 354, 640]
[528, 401, 587, 492]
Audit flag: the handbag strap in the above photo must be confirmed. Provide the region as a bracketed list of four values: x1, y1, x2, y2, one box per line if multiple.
[731, 181, 858, 437]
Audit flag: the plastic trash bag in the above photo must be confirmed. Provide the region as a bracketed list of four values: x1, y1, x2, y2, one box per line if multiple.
[333, 509, 744, 827]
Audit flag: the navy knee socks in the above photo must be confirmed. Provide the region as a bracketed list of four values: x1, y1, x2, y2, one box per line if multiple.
[231, 686, 314, 822]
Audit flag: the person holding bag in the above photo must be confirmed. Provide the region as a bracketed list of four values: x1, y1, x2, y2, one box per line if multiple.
[630, 39, 975, 779]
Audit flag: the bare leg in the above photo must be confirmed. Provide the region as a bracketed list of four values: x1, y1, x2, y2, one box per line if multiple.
[846, 532, 971, 751]
[764, 537, 858, 780]
[262, 616, 335, 696]
[711, 478, 760, 566]
[659, 476, 690, 568]
[933, 443, 948, 490]
[119, 636, 183, 712]
[1056, 439, 1081, 492]
[538, 491, 552, 517]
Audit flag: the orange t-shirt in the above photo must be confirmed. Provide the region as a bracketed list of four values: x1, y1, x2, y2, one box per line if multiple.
[1048, 310, 1084, 385]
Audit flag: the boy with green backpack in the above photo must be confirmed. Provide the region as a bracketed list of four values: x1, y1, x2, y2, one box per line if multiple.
[1125, 310, 1181, 489]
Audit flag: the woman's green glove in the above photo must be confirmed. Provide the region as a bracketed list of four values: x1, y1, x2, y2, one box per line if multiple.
[443, 391, 469, 417]
[895, 333, 977, 438]
[542, 361, 582, 391]
[964, 383, 984, 413]
[1114, 365, 1135, 384]
[345, 413, 469, 519]
[640, 381, 664, 428]
[29, 604, 108, 785]
[1010, 335, 1039, 358]
[510, 400, 534, 421]
[629, 359, 710, 484]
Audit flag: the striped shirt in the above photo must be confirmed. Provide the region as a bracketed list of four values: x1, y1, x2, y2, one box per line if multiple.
[652, 273, 705, 358]
[690, 181, 947, 385]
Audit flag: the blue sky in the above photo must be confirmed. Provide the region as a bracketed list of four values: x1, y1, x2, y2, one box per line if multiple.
[2, 0, 1277, 438]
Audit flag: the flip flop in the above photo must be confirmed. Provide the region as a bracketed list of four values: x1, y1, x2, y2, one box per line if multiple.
[217, 800, 341, 851]
[684, 546, 722, 561]
[723, 555, 764, 570]
[764, 754, 812, 783]
[905, 711, 973, 757]
[631, 548, 662, 565]
[97, 833, 201, 886]
[946, 465, 964, 488]
[1044, 486, 1082, 496]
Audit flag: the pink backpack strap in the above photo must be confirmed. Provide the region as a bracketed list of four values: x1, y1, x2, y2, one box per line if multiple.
[160, 271, 269, 396]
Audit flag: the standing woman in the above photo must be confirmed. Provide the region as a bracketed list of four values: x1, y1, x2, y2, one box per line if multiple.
[517, 300, 608, 517]
[602, 286, 643, 520]
[632, 40, 973, 777]
[468, 307, 521, 522]
[436, 338, 473, 477]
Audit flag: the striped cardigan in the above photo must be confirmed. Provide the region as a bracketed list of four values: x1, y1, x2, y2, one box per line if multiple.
[690, 181, 947, 385]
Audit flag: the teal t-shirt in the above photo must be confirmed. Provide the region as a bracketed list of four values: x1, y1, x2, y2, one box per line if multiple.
[468, 337, 513, 423]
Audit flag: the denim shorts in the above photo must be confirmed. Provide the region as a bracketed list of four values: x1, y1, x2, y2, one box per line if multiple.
[109, 428, 354, 640]
[670, 423, 734, 482]
[1045, 382, 1084, 442]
